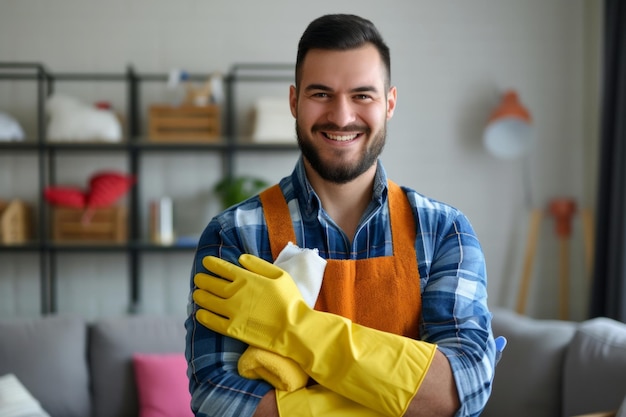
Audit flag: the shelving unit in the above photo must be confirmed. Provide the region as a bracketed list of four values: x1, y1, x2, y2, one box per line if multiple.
[0, 62, 297, 315]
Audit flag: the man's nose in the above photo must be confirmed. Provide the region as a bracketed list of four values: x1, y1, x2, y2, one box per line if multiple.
[326, 96, 356, 127]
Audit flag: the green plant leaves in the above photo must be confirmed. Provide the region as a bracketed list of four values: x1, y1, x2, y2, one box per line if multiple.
[214, 175, 269, 209]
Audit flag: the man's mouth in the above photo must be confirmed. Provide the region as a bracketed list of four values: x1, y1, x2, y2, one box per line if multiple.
[324, 132, 359, 142]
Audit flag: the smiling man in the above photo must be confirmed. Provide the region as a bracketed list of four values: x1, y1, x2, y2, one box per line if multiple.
[186, 14, 496, 417]
[294, 45, 390, 184]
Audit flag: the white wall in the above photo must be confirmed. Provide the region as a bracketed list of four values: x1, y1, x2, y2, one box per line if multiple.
[0, 0, 602, 321]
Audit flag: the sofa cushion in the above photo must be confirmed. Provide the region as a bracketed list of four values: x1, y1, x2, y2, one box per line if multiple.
[89, 315, 186, 417]
[483, 308, 577, 417]
[0, 316, 90, 417]
[563, 317, 626, 417]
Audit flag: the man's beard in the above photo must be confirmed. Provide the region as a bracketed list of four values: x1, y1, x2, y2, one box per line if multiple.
[296, 122, 386, 184]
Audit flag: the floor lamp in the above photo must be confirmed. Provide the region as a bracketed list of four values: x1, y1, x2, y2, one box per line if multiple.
[484, 91, 594, 319]
[483, 90, 537, 314]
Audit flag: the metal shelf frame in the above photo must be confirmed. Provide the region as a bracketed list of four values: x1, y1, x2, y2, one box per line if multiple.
[0, 61, 298, 315]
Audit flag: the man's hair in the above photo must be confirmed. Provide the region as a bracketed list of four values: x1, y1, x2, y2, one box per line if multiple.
[295, 14, 391, 90]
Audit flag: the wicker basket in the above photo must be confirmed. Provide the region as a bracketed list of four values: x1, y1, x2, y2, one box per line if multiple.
[148, 104, 220, 142]
[52, 206, 127, 243]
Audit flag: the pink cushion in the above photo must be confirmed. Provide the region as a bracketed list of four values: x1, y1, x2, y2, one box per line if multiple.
[132, 353, 193, 417]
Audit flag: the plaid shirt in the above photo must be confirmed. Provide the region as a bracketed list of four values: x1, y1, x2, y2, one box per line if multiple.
[185, 157, 496, 417]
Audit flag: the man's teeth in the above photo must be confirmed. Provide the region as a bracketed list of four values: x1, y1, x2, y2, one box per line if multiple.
[326, 133, 358, 141]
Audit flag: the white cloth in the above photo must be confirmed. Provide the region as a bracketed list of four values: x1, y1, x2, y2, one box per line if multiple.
[0, 113, 25, 141]
[0, 374, 50, 417]
[273, 242, 326, 307]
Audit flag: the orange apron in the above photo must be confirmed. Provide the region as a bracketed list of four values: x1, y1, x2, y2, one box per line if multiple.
[260, 181, 422, 339]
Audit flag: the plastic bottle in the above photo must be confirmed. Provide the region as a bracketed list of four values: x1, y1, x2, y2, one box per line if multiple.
[166, 69, 189, 107]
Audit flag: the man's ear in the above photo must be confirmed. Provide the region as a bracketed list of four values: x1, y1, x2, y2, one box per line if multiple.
[289, 85, 297, 118]
[386, 86, 397, 120]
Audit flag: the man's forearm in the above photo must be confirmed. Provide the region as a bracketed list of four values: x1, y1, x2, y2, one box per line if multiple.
[404, 350, 459, 417]
[253, 390, 278, 417]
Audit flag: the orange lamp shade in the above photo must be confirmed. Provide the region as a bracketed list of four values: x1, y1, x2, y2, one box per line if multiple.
[483, 90, 533, 159]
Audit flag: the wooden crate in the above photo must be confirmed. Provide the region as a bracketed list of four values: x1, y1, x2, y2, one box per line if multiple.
[0, 200, 32, 244]
[52, 206, 127, 243]
[148, 104, 220, 142]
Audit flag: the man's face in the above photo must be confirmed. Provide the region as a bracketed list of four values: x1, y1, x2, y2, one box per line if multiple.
[290, 44, 396, 184]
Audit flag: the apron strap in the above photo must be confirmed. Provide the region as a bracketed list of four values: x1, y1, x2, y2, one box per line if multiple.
[260, 184, 296, 260]
[387, 181, 417, 258]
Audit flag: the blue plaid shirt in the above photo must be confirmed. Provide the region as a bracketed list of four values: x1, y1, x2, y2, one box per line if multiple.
[185, 157, 496, 417]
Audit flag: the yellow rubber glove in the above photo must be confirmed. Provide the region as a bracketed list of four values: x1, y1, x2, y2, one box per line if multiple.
[275, 385, 386, 417]
[194, 254, 437, 417]
[238, 242, 325, 392]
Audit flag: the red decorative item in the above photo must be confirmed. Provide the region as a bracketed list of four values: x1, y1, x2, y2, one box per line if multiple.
[86, 171, 135, 208]
[44, 170, 134, 220]
[94, 101, 112, 110]
[44, 186, 87, 208]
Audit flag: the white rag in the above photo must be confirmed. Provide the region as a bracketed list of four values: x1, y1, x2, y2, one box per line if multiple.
[273, 241, 326, 307]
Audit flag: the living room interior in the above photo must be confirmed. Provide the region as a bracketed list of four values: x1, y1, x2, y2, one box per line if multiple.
[1, 1, 625, 417]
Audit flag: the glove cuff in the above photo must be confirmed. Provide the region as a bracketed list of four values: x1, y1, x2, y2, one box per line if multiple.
[284, 309, 437, 416]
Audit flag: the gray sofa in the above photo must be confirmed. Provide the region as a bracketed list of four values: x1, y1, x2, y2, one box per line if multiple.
[484, 308, 626, 417]
[0, 315, 186, 417]
[0, 309, 625, 417]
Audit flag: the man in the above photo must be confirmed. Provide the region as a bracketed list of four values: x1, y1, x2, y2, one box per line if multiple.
[185, 14, 496, 417]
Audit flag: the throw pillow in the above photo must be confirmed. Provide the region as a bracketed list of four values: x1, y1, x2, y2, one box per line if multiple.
[0, 374, 50, 417]
[132, 353, 193, 417]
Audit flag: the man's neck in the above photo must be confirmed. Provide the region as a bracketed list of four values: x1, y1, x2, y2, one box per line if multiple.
[304, 161, 377, 242]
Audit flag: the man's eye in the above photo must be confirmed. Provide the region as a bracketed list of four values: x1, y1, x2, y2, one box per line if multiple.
[313, 92, 329, 98]
[355, 94, 371, 100]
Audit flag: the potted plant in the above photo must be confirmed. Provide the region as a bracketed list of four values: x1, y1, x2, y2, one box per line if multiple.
[213, 175, 269, 209]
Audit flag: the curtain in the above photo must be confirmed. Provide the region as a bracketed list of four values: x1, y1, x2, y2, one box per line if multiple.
[590, 0, 626, 321]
